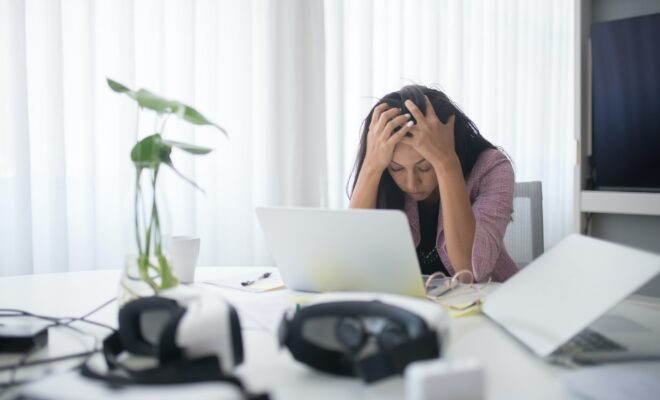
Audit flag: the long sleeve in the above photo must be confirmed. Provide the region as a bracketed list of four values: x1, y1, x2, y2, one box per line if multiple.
[469, 155, 514, 281]
[406, 149, 518, 282]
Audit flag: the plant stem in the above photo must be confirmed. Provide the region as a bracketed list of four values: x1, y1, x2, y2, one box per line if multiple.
[134, 168, 143, 254]
[153, 184, 161, 255]
[138, 255, 158, 292]
[144, 168, 157, 259]
[149, 167, 178, 290]
[131, 110, 180, 293]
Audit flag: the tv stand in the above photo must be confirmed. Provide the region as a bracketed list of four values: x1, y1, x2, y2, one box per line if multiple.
[580, 191, 660, 216]
[576, 0, 660, 225]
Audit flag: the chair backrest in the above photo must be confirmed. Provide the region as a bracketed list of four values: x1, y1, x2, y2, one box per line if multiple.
[503, 181, 544, 268]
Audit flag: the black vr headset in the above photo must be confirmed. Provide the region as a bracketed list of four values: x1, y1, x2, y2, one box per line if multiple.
[81, 287, 268, 400]
[278, 293, 449, 383]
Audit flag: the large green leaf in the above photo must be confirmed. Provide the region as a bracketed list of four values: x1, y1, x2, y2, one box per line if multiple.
[135, 89, 179, 114]
[131, 135, 209, 192]
[162, 140, 213, 155]
[107, 78, 132, 94]
[131, 134, 171, 169]
[107, 78, 137, 100]
[180, 104, 227, 135]
[107, 77, 227, 134]
[161, 154, 205, 193]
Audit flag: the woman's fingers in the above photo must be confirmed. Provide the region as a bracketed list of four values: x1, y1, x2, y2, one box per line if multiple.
[387, 120, 415, 146]
[446, 114, 456, 129]
[376, 107, 402, 131]
[404, 99, 425, 125]
[384, 113, 411, 133]
[423, 95, 439, 120]
[370, 103, 390, 130]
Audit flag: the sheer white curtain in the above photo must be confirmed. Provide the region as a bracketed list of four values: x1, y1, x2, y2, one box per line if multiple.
[324, 0, 575, 250]
[1, 0, 574, 276]
[0, 0, 326, 275]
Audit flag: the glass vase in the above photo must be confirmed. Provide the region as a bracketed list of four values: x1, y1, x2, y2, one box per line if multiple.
[117, 167, 178, 308]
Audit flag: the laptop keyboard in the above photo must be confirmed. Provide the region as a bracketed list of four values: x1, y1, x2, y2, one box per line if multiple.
[558, 328, 626, 354]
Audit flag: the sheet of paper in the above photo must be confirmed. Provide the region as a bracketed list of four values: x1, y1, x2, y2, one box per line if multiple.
[201, 270, 285, 293]
[231, 289, 294, 333]
[430, 283, 496, 306]
[563, 362, 660, 400]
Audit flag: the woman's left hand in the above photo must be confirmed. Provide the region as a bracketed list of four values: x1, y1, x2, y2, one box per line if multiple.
[403, 96, 457, 169]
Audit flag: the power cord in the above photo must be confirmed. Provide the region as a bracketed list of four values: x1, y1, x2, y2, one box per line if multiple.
[583, 212, 593, 235]
[0, 297, 117, 394]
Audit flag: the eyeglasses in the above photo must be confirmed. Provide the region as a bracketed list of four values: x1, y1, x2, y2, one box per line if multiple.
[424, 270, 492, 316]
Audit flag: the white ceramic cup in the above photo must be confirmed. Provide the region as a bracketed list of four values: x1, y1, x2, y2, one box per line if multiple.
[166, 236, 200, 284]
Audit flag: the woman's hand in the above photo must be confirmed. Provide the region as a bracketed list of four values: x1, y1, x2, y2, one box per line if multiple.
[403, 96, 458, 170]
[363, 103, 415, 172]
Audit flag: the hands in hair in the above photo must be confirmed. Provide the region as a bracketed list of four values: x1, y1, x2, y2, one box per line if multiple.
[363, 103, 415, 172]
[403, 96, 458, 170]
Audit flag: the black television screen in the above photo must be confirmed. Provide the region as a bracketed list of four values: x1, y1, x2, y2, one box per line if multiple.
[591, 13, 660, 191]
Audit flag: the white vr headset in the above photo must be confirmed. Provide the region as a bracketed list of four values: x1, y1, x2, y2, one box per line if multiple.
[81, 286, 268, 400]
[278, 292, 450, 383]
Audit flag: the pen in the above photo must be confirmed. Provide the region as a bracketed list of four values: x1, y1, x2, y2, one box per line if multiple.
[241, 272, 272, 287]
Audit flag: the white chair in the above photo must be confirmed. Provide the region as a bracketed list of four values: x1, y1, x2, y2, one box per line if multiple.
[503, 181, 544, 268]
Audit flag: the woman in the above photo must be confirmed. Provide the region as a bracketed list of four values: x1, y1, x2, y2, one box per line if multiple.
[348, 85, 517, 282]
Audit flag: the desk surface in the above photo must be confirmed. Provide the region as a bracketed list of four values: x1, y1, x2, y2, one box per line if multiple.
[1, 267, 659, 400]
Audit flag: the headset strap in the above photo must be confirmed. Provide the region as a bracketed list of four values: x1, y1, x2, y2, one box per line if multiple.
[80, 331, 270, 400]
[354, 330, 440, 383]
[284, 322, 440, 383]
[283, 323, 355, 377]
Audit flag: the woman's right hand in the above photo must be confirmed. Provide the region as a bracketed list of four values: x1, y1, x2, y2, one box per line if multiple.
[363, 103, 414, 172]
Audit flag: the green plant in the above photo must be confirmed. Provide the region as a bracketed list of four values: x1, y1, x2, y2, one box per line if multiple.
[107, 78, 225, 293]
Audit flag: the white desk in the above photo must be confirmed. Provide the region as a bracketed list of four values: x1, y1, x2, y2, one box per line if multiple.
[1, 267, 659, 399]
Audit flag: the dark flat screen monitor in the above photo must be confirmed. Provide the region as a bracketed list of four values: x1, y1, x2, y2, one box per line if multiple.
[591, 13, 660, 191]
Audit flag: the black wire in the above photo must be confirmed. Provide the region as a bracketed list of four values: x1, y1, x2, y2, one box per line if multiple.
[0, 315, 92, 391]
[0, 350, 98, 373]
[77, 297, 117, 321]
[583, 212, 593, 235]
[0, 310, 96, 339]
[0, 296, 117, 391]
[0, 296, 117, 333]
[7, 343, 41, 390]
[0, 351, 99, 389]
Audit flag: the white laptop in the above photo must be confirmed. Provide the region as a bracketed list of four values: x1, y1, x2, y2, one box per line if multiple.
[255, 207, 426, 298]
[482, 234, 660, 364]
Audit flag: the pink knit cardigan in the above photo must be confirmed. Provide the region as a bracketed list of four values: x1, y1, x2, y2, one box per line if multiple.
[403, 148, 518, 282]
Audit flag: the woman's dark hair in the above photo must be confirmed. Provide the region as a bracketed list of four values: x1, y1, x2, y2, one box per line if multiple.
[348, 85, 496, 210]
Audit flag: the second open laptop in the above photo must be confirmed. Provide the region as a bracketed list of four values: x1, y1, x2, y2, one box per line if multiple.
[255, 207, 427, 298]
[482, 234, 660, 364]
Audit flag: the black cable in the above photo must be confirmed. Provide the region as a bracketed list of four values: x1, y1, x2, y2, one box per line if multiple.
[583, 212, 593, 235]
[0, 310, 98, 341]
[0, 351, 99, 389]
[0, 350, 98, 373]
[6, 342, 41, 391]
[0, 296, 117, 391]
[78, 297, 116, 320]
[0, 296, 117, 333]
[0, 315, 94, 391]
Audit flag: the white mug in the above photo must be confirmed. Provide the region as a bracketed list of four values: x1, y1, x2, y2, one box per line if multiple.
[166, 236, 200, 284]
